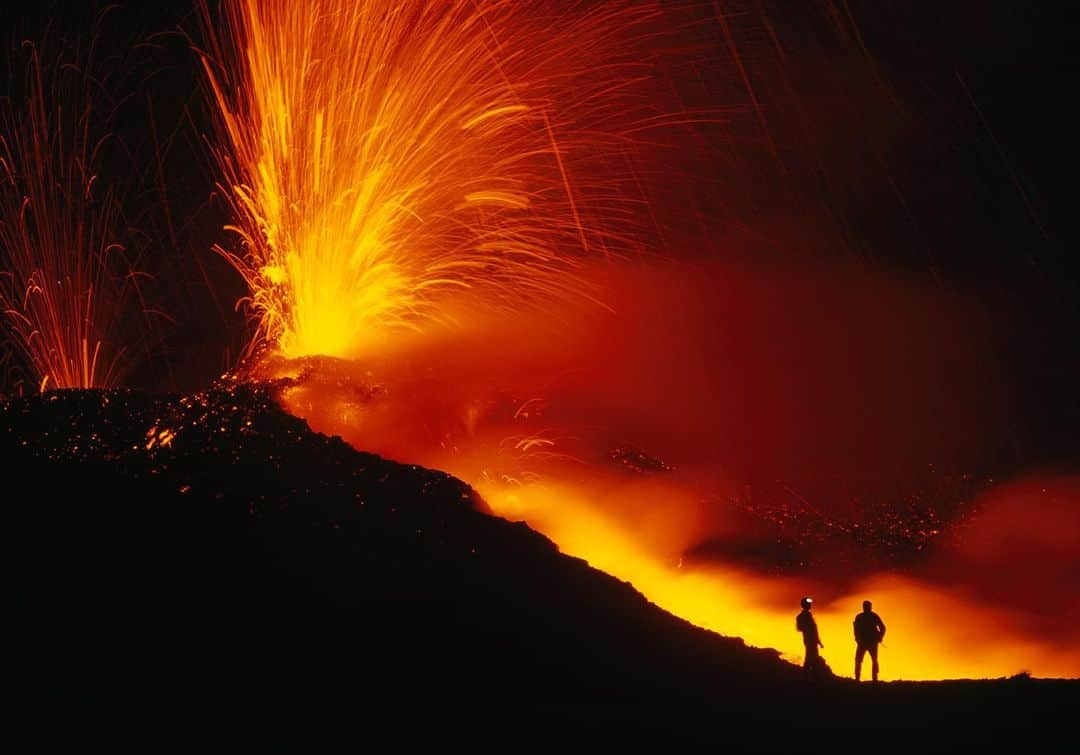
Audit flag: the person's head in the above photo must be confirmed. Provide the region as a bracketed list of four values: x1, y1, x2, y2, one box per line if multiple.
[863, 600, 872, 612]
[801, 596, 813, 610]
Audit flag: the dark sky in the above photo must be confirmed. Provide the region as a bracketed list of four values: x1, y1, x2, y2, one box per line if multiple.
[1, 1, 1077, 468]
[845, 0, 1075, 281]
[835, 0, 1080, 467]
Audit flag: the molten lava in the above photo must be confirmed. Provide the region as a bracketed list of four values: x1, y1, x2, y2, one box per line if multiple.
[268, 263, 1080, 682]
[200, 0, 672, 361]
[202, 0, 1080, 683]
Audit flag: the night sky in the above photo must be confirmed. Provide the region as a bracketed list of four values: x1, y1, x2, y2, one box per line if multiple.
[2, 0, 1077, 473]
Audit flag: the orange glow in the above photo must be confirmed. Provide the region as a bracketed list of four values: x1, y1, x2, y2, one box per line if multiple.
[0, 45, 132, 390]
[200, 0, 668, 361]
[476, 479, 1080, 680]
[267, 267, 1080, 682]
[203, 1, 1080, 682]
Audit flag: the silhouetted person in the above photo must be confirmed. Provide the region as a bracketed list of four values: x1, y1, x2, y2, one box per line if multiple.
[796, 596, 824, 675]
[853, 599, 886, 681]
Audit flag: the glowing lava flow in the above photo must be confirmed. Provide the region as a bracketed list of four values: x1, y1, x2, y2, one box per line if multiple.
[288, 370, 1080, 680]
[477, 479, 1080, 681]
[0, 45, 131, 391]
[200, 0, 667, 361]
[270, 293, 1080, 683]
[204, 0, 1080, 682]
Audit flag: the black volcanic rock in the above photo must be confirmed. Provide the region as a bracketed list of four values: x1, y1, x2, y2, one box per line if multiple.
[1, 383, 1076, 750]
[0, 383, 792, 703]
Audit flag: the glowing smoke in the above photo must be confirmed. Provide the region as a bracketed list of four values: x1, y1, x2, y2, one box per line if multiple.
[199, 0, 682, 362]
[198, 0, 1080, 681]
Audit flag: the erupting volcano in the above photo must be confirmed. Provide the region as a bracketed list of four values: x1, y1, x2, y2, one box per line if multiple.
[199, 0, 671, 360]
[0, 38, 144, 391]
[193, 0, 1080, 683]
[2, 0, 1079, 748]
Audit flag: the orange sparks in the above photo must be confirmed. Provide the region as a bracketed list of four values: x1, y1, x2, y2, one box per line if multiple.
[200, 0, 665, 364]
[0, 43, 134, 390]
[200, 0, 1080, 683]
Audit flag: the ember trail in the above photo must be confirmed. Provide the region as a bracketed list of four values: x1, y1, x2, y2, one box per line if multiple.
[0, 42, 139, 391]
[198, 0, 1080, 684]
[201, 0, 662, 361]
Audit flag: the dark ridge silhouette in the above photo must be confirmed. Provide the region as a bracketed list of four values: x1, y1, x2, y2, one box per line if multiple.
[1, 383, 1076, 750]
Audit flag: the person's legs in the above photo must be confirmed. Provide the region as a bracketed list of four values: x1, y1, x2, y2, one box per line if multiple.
[804, 643, 818, 676]
[855, 645, 866, 681]
[868, 644, 879, 681]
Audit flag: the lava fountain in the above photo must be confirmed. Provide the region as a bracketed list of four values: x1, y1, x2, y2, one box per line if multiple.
[198, 0, 677, 361]
[202, 0, 1080, 681]
[0, 42, 137, 391]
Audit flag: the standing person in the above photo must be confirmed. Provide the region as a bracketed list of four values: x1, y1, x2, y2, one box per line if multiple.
[853, 600, 886, 681]
[796, 596, 824, 675]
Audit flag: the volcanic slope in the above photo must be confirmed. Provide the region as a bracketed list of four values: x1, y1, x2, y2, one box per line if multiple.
[1, 383, 1076, 750]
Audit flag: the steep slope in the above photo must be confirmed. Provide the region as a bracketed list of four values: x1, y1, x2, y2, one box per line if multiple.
[0, 382, 794, 706]
[3, 384, 1076, 752]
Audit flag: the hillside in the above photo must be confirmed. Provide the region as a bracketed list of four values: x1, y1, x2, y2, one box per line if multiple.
[1, 383, 1075, 751]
